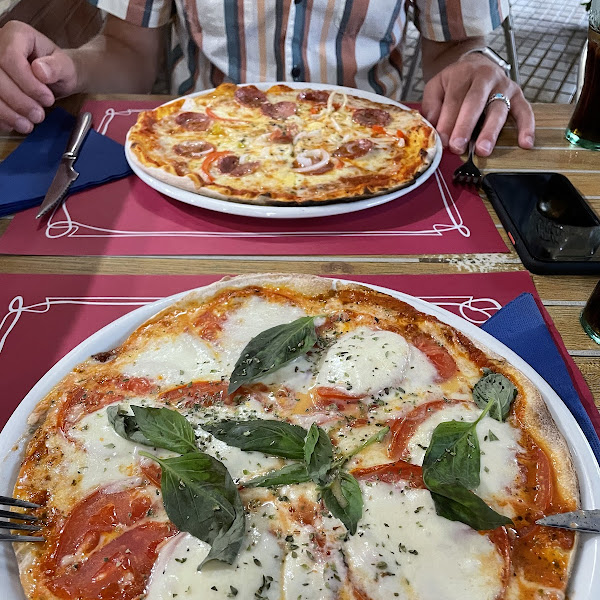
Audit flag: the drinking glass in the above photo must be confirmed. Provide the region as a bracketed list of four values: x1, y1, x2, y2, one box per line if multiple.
[580, 280, 600, 345]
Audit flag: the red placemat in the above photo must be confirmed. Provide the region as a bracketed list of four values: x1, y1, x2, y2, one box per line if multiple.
[0, 100, 507, 257]
[1, 270, 580, 431]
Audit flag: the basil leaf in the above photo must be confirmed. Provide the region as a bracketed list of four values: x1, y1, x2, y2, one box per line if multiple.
[228, 316, 318, 393]
[429, 483, 512, 531]
[472, 372, 517, 422]
[321, 472, 363, 535]
[244, 462, 311, 488]
[422, 420, 481, 490]
[107, 405, 153, 446]
[143, 451, 245, 567]
[131, 406, 198, 455]
[304, 424, 334, 484]
[202, 419, 307, 459]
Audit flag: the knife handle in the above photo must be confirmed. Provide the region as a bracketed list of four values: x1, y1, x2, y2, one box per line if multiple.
[63, 112, 92, 160]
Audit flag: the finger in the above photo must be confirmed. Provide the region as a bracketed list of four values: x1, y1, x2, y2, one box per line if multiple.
[475, 97, 511, 157]
[0, 36, 55, 107]
[0, 97, 33, 134]
[448, 81, 494, 154]
[32, 53, 76, 98]
[435, 81, 470, 149]
[0, 69, 45, 123]
[510, 93, 536, 149]
[421, 77, 445, 126]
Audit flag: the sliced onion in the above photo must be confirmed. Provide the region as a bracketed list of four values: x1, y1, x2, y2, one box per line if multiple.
[326, 91, 348, 113]
[293, 129, 321, 144]
[329, 116, 342, 133]
[293, 149, 331, 173]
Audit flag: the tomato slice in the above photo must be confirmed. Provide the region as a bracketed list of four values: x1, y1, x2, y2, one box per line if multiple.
[387, 399, 463, 460]
[49, 487, 153, 565]
[160, 380, 229, 407]
[352, 460, 425, 488]
[57, 377, 154, 433]
[312, 386, 363, 410]
[486, 527, 511, 599]
[193, 309, 226, 340]
[412, 335, 458, 380]
[47, 522, 176, 600]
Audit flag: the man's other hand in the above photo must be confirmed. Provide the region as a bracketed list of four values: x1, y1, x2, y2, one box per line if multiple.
[0, 21, 77, 134]
[422, 52, 535, 157]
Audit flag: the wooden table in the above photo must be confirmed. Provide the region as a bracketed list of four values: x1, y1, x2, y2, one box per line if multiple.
[0, 98, 598, 411]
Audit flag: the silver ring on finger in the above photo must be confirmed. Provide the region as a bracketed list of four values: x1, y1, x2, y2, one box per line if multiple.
[486, 92, 511, 112]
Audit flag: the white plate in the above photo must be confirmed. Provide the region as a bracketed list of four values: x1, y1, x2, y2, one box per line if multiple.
[1, 278, 598, 599]
[124, 83, 442, 219]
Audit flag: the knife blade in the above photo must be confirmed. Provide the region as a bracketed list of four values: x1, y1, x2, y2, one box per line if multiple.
[36, 111, 92, 219]
[536, 510, 600, 534]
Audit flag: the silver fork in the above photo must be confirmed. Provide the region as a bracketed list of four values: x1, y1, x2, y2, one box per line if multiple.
[0, 495, 44, 542]
[452, 113, 486, 187]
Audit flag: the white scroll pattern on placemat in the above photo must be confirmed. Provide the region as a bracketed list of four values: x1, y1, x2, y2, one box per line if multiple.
[42, 107, 470, 240]
[0, 294, 500, 355]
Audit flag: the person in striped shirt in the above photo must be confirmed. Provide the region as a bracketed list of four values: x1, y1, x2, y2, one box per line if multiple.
[0, 0, 534, 157]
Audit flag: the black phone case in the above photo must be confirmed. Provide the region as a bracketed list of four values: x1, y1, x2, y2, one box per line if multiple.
[482, 173, 600, 275]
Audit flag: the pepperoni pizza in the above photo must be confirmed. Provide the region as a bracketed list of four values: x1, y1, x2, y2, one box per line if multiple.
[12, 274, 579, 600]
[126, 84, 438, 205]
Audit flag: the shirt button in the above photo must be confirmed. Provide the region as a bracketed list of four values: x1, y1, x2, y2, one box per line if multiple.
[291, 66, 301, 79]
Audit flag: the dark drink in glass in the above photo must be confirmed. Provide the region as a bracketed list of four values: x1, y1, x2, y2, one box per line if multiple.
[581, 280, 600, 345]
[566, 19, 600, 150]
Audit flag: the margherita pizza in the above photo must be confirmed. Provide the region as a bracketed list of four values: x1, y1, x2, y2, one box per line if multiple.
[12, 274, 579, 600]
[126, 84, 437, 205]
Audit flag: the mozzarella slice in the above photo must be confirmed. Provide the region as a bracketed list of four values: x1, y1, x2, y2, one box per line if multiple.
[404, 403, 522, 511]
[344, 482, 505, 600]
[315, 327, 410, 398]
[217, 296, 307, 371]
[147, 508, 282, 600]
[123, 333, 223, 386]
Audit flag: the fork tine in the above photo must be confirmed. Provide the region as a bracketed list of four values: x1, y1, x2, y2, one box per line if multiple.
[0, 533, 45, 543]
[0, 509, 38, 522]
[0, 495, 40, 509]
[0, 521, 42, 532]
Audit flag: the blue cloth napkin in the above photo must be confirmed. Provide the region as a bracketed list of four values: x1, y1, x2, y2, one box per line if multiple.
[0, 107, 132, 217]
[482, 292, 600, 464]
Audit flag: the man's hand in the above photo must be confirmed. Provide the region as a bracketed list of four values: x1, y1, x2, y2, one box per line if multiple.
[0, 21, 77, 134]
[0, 16, 162, 135]
[421, 43, 535, 157]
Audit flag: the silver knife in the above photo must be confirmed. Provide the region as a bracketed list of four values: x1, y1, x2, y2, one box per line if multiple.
[536, 510, 600, 534]
[36, 111, 92, 219]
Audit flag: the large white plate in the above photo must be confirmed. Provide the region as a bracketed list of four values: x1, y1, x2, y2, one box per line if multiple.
[124, 82, 443, 219]
[1, 277, 598, 599]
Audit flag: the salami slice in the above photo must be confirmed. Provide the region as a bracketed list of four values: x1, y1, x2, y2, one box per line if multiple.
[352, 108, 391, 127]
[270, 124, 299, 143]
[234, 85, 268, 107]
[174, 111, 212, 131]
[218, 155, 260, 176]
[261, 101, 297, 120]
[332, 139, 374, 158]
[173, 140, 215, 157]
[297, 90, 330, 103]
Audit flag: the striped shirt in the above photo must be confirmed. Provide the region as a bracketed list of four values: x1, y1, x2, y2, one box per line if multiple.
[89, 0, 509, 100]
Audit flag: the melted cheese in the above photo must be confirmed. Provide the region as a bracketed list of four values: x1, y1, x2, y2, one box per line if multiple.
[123, 333, 223, 386]
[315, 327, 410, 398]
[344, 482, 505, 600]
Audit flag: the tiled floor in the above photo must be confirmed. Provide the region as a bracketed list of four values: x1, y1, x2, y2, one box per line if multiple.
[401, 0, 590, 104]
